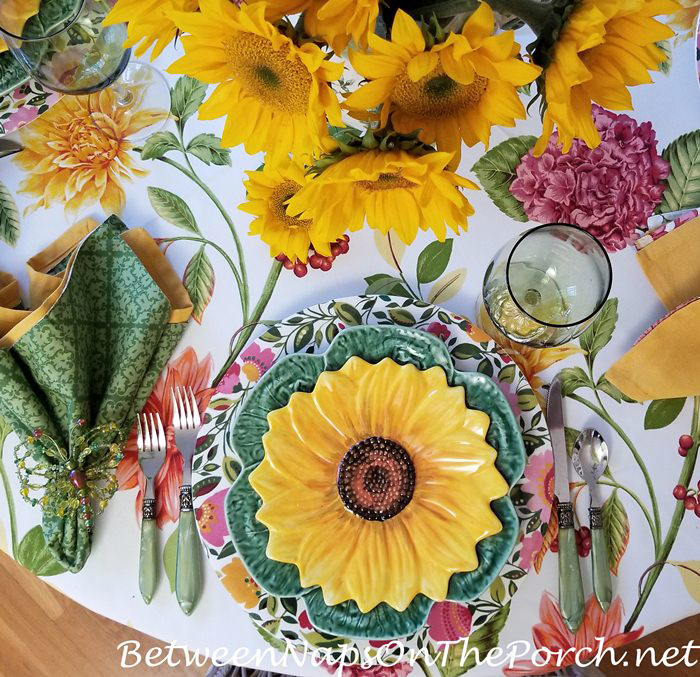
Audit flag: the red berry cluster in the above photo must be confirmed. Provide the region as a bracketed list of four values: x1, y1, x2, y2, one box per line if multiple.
[276, 235, 350, 278]
[672, 435, 700, 518]
[549, 526, 591, 558]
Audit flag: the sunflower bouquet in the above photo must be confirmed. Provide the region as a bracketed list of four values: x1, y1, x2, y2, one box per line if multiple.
[105, 0, 680, 262]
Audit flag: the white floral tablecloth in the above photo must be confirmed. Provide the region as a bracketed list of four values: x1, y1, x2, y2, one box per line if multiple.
[0, 24, 699, 677]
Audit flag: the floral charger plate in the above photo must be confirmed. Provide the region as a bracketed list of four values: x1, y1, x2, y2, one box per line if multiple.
[192, 296, 554, 655]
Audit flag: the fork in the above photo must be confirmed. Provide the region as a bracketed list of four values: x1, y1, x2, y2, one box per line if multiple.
[171, 386, 203, 615]
[137, 412, 167, 604]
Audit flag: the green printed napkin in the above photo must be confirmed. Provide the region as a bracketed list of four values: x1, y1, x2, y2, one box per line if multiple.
[0, 216, 192, 572]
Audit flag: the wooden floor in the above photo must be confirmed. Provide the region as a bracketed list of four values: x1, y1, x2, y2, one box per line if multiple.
[0, 549, 697, 676]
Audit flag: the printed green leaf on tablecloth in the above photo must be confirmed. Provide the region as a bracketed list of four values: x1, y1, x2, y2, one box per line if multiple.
[0, 181, 19, 246]
[602, 491, 630, 576]
[148, 187, 199, 233]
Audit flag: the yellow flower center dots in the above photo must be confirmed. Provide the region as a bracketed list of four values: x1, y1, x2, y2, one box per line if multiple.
[393, 66, 488, 119]
[355, 172, 416, 192]
[223, 33, 312, 115]
[337, 436, 416, 521]
[269, 180, 312, 231]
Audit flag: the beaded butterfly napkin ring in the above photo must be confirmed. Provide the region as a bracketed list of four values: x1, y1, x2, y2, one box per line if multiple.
[14, 419, 126, 530]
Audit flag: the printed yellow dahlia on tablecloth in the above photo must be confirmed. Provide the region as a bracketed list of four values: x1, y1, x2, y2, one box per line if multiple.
[167, 0, 343, 164]
[345, 5, 541, 167]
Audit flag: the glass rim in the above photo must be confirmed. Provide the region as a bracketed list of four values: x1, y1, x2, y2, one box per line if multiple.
[504, 222, 613, 329]
[0, 0, 86, 42]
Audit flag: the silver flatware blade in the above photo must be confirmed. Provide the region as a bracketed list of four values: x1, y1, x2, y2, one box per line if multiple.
[0, 138, 22, 158]
[547, 376, 570, 501]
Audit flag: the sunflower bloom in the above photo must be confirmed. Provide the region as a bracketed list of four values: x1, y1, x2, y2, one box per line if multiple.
[251, 357, 508, 612]
[167, 0, 343, 163]
[534, 0, 679, 155]
[240, 157, 333, 262]
[287, 149, 478, 245]
[103, 0, 200, 60]
[345, 5, 540, 166]
[13, 88, 163, 215]
[252, 0, 380, 54]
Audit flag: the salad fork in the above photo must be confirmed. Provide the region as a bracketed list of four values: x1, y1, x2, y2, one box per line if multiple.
[137, 412, 167, 604]
[171, 386, 203, 615]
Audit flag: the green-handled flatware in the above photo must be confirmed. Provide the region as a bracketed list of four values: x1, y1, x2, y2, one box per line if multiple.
[172, 386, 203, 615]
[137, 413, 167, 604]
[547, 377, 585, 632]
[573, 429, 613, 613]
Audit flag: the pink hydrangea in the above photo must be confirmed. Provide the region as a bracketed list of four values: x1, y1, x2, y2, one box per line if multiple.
[510, 106, 669, 252]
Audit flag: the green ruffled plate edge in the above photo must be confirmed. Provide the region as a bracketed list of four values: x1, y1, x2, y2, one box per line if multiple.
[225, 325, 525, 639]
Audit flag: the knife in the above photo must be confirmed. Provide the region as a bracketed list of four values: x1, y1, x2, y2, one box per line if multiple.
[0, 138, 22, 158]
[547, 376, 585, 632]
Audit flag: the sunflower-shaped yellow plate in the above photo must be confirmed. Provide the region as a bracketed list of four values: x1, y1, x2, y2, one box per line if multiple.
[227, 325, 525, 639]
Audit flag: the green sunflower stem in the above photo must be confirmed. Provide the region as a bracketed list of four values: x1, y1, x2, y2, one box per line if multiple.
[482, 0, 553, 34]
[624, 396, 700, 633]
[213, 260, 283, 386]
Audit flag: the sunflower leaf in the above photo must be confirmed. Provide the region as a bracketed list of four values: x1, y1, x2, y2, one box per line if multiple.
[170, 76, 208, 128]
[0, 179, 20, 246]
[186, 133, 231, 166]
[183, 245, 215, 323]
[659, 131, 700, 212]
[471, 136, 536, 222]
[148, 186, 199, 233]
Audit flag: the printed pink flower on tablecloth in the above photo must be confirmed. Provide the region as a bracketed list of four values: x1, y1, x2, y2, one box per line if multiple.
[503, 593, 643, 676]
[117, 347, 215, 527]
[195, 488, 229, 546]
[217, 362, 241, 394]
[427, 601, 473, 644]
[426, 322, 450, 341]
[322, 661, 413, 677]
[240, 343, 275, 383]
[521, 449, 554, 515]
[517, 530, 544, 571]
[510, 106, 669, 252]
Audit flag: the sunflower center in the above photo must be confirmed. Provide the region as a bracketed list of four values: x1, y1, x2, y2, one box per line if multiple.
[393, 65, 489, 119]
[355, 172, 415, 191]
[269, 180, 312, 230]
[223, 33, 312, 114]
[337, 436, 415, 521]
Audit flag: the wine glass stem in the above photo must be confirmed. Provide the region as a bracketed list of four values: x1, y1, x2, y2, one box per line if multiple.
[113, 81, 134, 107]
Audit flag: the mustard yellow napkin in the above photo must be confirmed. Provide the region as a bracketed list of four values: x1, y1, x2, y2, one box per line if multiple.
[0, 0, 40, 53]
[607, 217, 700, 401]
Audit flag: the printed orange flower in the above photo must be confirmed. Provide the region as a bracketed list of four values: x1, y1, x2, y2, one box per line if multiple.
[504, 592, 643, 676]
[221, 557, 262, 609]
[502, 340, 585, 394]
[13, 88, 163, 216]
[117, 347, 215, 527]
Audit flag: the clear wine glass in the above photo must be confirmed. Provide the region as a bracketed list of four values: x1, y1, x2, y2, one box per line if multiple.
[0, 0, 169, 141]
[476, 223, 613, 347]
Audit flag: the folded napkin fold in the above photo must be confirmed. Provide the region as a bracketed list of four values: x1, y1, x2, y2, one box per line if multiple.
[607, 217, 700, 401]
[0, 216, 192, 572]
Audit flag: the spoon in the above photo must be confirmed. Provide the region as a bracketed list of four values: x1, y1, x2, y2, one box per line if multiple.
[572, 429, 613, 612]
